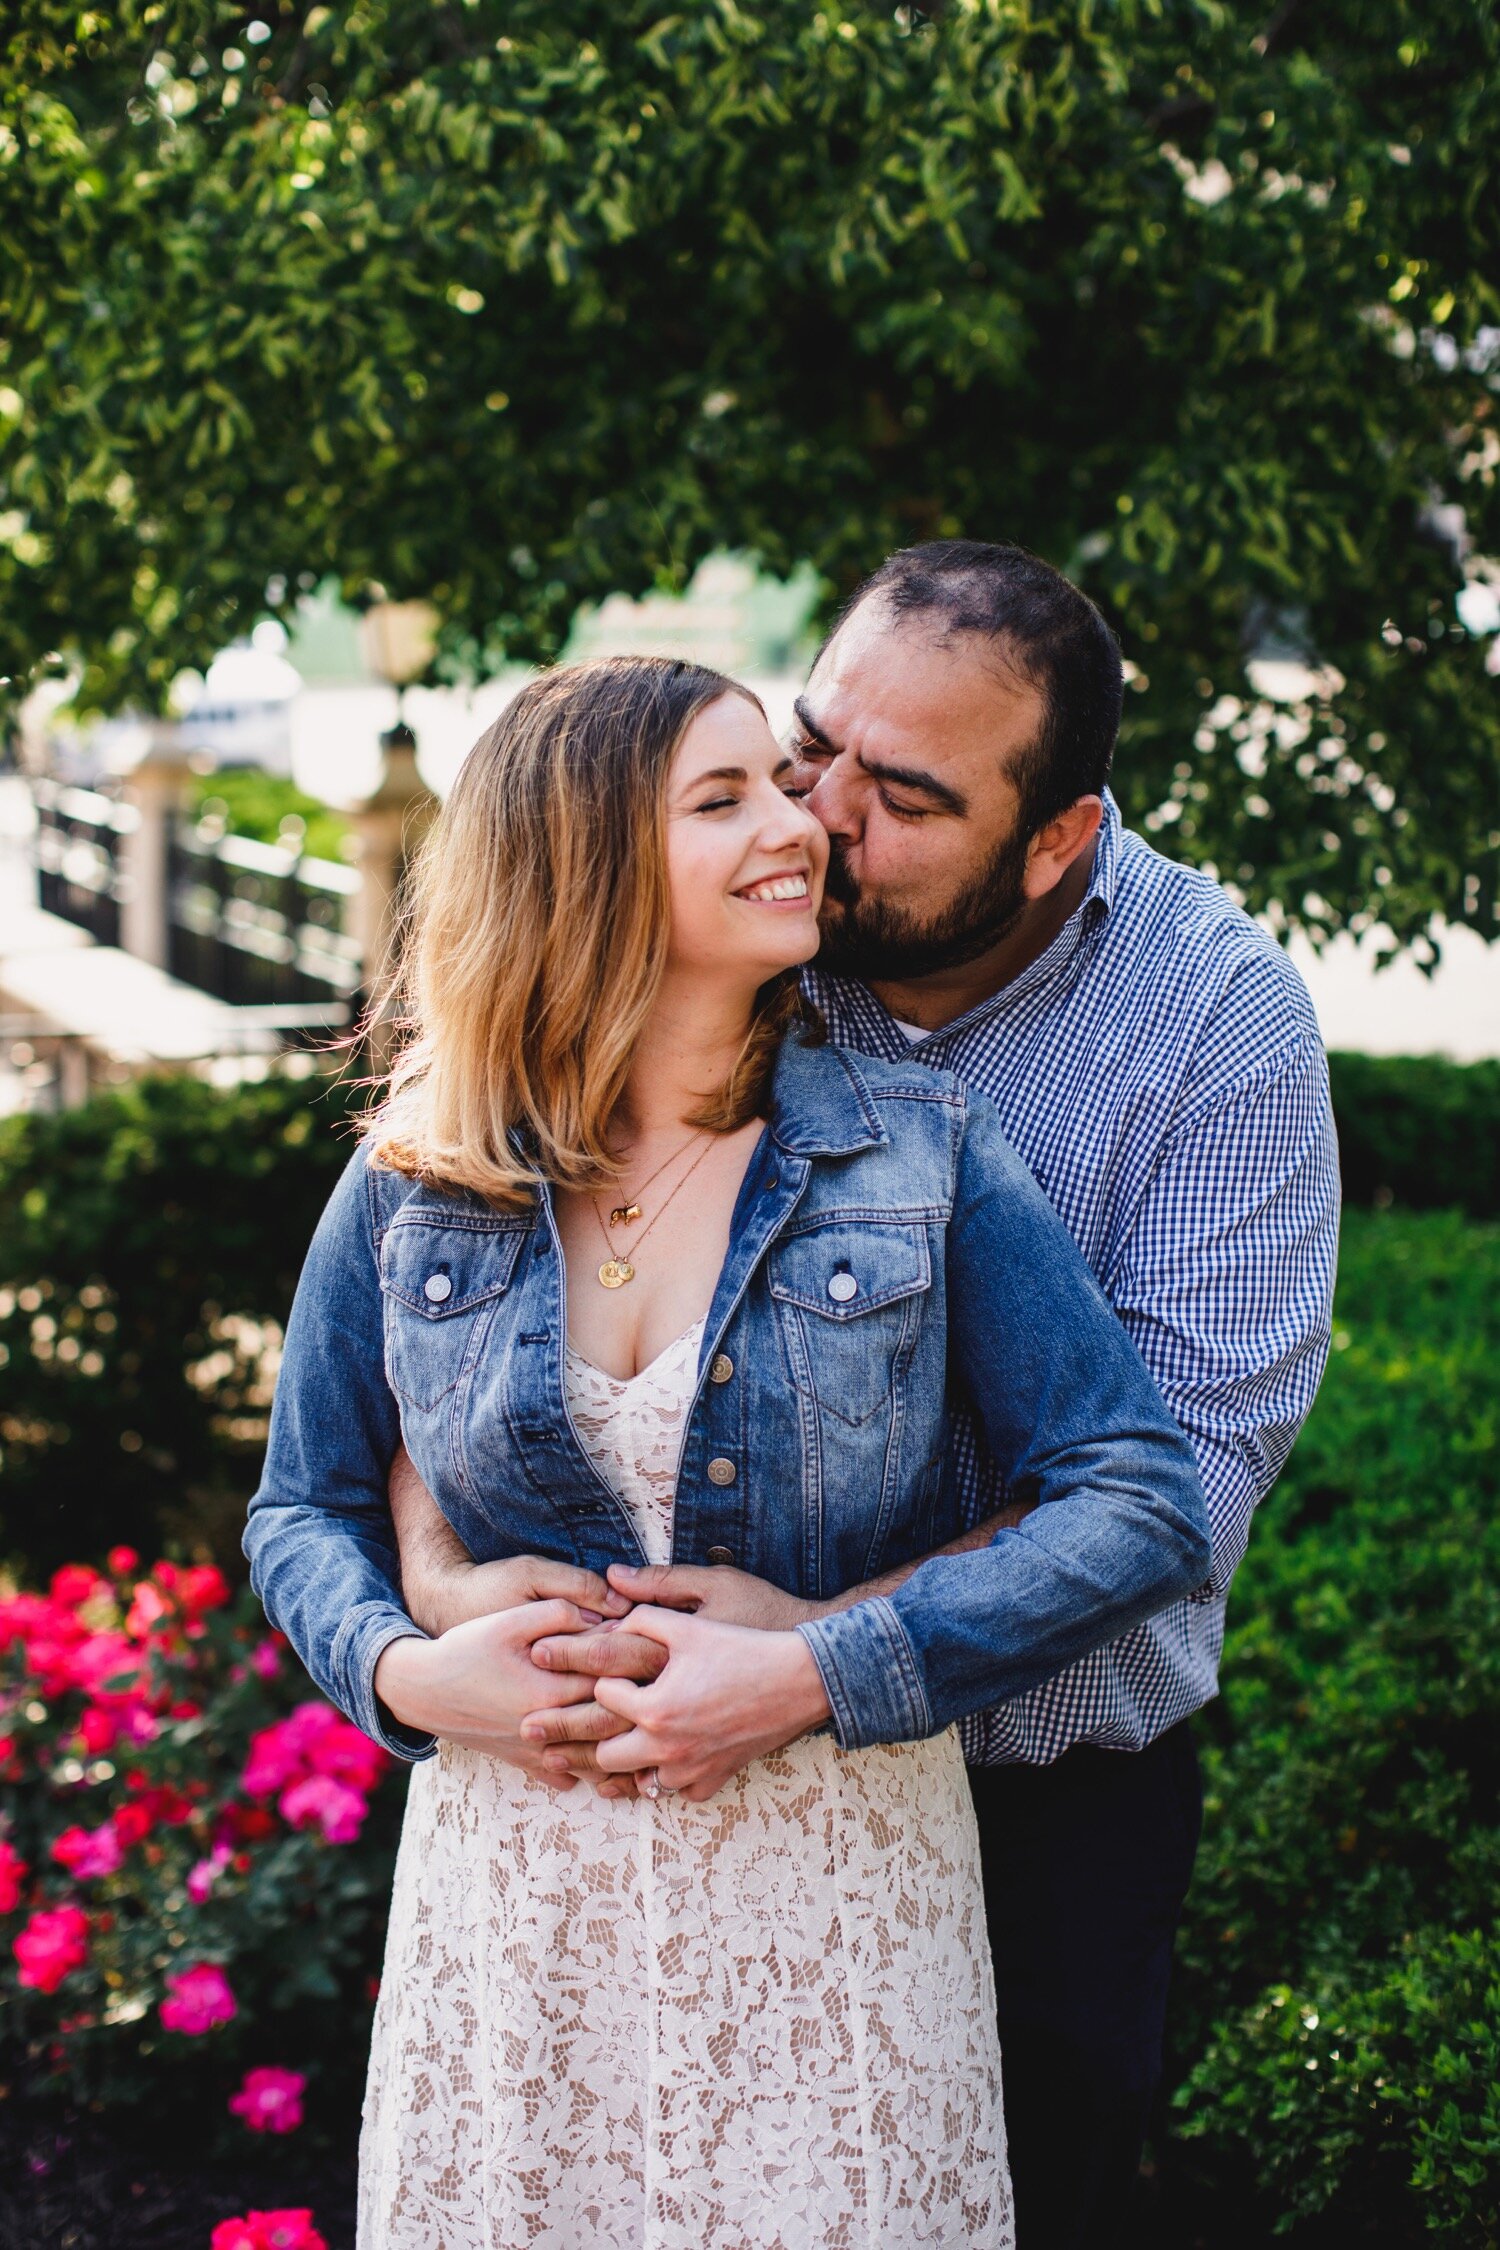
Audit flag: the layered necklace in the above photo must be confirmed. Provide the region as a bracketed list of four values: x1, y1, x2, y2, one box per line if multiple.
[591, 1129, 716, 1289]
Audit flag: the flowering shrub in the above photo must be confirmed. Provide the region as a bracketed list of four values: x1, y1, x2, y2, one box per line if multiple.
[0, 1549, 405, 2152]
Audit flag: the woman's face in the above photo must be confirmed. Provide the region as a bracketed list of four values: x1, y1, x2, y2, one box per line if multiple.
[664, 692, 828, 989]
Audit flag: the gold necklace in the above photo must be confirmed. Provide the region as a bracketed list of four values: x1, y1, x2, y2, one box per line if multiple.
[603, 1128, 705, 1229]
[592, 1134, 716, 1288]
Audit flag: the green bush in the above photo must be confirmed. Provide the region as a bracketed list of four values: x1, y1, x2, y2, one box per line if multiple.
[0, 1069, 360, 1575]
[186, 771, 350, 865]
[1169, 1210, 1500, 2242]
[1329, 1052, 1500, 1220]
[1175, 1930, 1500, 2246]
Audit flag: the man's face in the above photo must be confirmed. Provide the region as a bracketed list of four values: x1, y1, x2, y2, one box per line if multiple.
[788, 598, 1048, 982]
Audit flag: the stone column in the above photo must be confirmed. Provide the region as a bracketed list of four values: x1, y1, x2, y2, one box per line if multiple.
[118, 726, 191, 968]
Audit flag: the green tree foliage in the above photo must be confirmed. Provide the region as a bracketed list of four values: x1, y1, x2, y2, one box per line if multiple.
[3, 3, 1497, 948]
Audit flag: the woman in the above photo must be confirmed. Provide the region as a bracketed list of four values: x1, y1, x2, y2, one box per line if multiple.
[245, 656, 1209, 2249]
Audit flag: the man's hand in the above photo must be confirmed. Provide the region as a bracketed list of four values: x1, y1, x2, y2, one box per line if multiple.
[388, 1440, 631, 1635]
[521, 1566, 815, 1793]
[604, 1560, 825, 1630]
[551, 1608, 833, 1803]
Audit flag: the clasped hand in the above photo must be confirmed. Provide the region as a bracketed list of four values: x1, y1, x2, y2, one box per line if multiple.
[381, 1551, 830, 1802]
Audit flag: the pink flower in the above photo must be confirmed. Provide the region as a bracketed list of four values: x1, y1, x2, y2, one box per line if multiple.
[242, 1716, 309, 1798]
[306, 1719, 386, 1795]
[106, 1545, 140, 1577]
[211, 2211, 327, 2250]
[211, 2223, 264, 2250]
[51, 1822, 125, 1880]
[50, 1564, 100, 1609]
[160, 1962, 236, 2035]
[14, 1903, 89, 1993]
[228, 2065, 306, 2135]
[278, 1773, 368, 1845]
[77, 1704, 118, 1755]
[125, 1579, 172, 1641]
[243, 1701, 386, 1822]
[249, 1637, 282, 1681]
[186, 1844, 233, 1903]
[0, 1839, 29, 1913]
[178, 1564, 231, 1616]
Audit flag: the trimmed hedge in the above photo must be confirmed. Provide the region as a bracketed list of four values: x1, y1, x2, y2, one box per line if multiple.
[1167, 1209, 1500, 2243]
[0, 1069, 360, 1574]
[1327, 1051, 1499, 1220]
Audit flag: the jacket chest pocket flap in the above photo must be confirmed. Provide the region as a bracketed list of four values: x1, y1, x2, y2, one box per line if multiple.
[379, 1217, 526, 1410]
[769, 1220, 932, 1428]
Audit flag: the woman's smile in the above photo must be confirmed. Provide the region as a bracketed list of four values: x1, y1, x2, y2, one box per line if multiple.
[733, 870, 813, 907]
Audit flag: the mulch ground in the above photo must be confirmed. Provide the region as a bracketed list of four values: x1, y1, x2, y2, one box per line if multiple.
[0, 2097, 358, 2250]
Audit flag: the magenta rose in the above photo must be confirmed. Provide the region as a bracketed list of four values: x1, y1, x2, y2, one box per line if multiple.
[160, 1962, 237, 2035]
[229, 2065, 307, 2135]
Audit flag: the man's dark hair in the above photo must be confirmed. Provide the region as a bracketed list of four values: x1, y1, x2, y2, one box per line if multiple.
[836, 540, 1124, 834]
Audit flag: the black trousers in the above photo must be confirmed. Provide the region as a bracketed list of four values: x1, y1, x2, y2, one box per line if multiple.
[967, 1720, 1203, 2250]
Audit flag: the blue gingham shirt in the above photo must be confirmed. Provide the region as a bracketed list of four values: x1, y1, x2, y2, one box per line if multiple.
[805, 791, 1340, 1765]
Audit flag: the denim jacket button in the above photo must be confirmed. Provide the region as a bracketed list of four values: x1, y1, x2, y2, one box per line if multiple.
[706, 1544, 736, 1565]
[706, 1457, 736, 1486]
[827, 1272, 859, 1303]
[709, 1353, 734, 1384]
[423, 1273, 453, 1304]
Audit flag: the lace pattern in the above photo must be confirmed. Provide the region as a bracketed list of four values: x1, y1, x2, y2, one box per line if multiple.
[358, 1321, 1012, 2248]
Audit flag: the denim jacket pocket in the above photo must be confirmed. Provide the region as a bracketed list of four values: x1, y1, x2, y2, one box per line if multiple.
[769, 1220, 931, 1428]
[379, 1215, 526, 1411]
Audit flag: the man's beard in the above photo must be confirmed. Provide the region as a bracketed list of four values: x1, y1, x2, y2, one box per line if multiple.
[815, 828, 1031, 983]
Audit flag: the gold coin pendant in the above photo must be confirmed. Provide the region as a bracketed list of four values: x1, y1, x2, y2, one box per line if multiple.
[598, 1258, 635, 1289]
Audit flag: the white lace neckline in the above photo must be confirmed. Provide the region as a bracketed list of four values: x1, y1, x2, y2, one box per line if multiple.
[564, 1315, 705, 1392]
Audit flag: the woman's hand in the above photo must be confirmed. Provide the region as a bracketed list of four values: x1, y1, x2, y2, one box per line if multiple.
[374, 1602, 604, 1787]
[521, 1563, 825, 1793]
[544, 1607, 832, 1803]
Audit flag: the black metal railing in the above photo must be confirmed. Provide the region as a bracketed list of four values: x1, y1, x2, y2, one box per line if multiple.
[167, 816, 363, 1011]
[31, 778, 135, 946]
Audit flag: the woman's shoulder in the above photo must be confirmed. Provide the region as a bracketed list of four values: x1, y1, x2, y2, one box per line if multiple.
[772, 1031, 1044, 1206]
[770, 1030, 968, 1145]
[336, 1134, 531, 1244]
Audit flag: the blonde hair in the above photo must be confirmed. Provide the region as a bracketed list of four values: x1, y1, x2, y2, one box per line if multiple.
[361, 655, 809, 1207]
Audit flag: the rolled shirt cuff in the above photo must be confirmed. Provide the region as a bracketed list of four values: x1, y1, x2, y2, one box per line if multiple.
[797, 1596, 932, 1752]
[330, 1600, 439, 1763]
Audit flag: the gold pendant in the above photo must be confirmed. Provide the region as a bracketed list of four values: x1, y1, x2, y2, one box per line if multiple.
[598, 1258, 635, 1289]
[609, 1202, 642, 1227]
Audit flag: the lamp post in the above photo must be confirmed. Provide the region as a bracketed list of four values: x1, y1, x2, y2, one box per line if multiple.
[349, 600, 440, 1056]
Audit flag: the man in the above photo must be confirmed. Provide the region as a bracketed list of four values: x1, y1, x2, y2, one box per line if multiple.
[388, 541, 1339, 2246]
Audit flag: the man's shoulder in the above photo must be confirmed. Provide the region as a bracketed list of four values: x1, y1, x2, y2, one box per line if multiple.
[1106, 824, 1321, 1055]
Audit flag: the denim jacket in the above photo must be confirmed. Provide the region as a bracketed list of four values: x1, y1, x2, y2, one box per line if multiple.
[244, 1033, 1211, 1759]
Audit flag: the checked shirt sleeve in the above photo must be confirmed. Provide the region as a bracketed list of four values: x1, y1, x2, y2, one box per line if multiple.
[1102, 1029, 1340, 1601]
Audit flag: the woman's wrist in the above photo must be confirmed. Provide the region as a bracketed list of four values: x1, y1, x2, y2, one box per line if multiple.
[773, 1626, 833, 1739]
[373, 1632, 436, 1732]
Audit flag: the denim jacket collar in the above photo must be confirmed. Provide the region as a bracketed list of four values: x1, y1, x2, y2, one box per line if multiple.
[767, 1032, 889, 1158]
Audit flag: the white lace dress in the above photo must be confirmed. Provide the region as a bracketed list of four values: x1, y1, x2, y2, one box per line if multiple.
[358, 1321, 1012, 2250]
